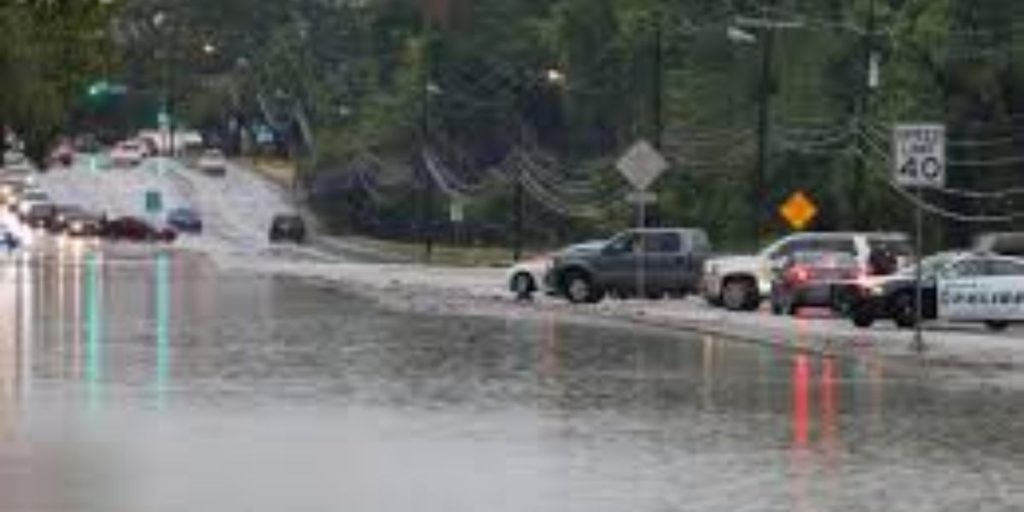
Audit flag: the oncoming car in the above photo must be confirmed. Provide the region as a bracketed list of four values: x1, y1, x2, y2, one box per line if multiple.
[197, 149, 228, 177]
[838, 252, 1024, 332]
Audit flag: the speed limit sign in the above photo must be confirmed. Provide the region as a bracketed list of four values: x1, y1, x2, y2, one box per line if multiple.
[893, 124, 946, 188]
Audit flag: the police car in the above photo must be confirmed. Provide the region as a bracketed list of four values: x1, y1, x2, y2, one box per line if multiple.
[839, 251, 1024, 332]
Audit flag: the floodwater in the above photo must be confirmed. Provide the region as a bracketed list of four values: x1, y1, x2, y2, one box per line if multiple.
[0, 243, 1021, 511]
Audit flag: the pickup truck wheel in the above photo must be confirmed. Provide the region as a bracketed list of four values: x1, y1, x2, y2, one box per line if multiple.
[564, 271, 601, 304]
[722, 278, 757, 312]
[985, 320, 1010, 333]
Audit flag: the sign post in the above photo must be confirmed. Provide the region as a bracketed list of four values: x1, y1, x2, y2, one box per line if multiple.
[449, 199, 465, 246]
[617, 140, 668, 300]
[893, 124, 946, 351]
[145, 190, 164, 226]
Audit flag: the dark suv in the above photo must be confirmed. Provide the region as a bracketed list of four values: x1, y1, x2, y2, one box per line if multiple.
[269, 214, 307, 244]
[547, 228, 712, 303]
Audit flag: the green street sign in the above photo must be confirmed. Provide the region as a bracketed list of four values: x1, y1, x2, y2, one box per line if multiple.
[145, 190, 163, 214]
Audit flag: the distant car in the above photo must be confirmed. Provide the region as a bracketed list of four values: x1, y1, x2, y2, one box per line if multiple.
[51, 205, 86, 232]
[138, 137, 160, 157]
[0, 226, 19, 251]
[769, 251, 861, 315]
[23, 203, 57, 230]
[61, 210, 102, 237]
[0, 179, 26, 206]
[166, 207, 203, 233]
[110, 141, 146, 167]
[197, 149, 227, 177]
[838, 252, 1024, 332]
[49, 141, 74, 168]
[507, 240, 606, 300]
[103, 216, 176, 243]
[15, 188, 49, 215]
[269, 214, 306, 244]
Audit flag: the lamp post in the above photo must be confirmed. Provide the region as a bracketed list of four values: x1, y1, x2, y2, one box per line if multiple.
[153, 11, 176, 157]
[728, 13, 803, 247]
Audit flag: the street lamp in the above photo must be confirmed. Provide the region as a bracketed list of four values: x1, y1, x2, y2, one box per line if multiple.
[545, 68, 567, 86]
[202, 42, 217, 56]
[727, 15, 800, 247]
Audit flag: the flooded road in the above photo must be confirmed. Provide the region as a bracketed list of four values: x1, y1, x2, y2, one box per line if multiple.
[0, 244, 1021, 511]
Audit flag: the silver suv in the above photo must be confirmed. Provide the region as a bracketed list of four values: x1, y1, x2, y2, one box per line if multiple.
[702, 232, 912, 311]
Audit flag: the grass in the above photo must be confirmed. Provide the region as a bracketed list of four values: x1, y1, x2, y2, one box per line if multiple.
[343, 235, 542, 267]
[240, 156, 544, 267]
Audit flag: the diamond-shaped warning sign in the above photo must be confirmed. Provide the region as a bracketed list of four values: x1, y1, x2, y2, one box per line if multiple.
[616, 140, 668, 191]
[780, 191, 818, 231]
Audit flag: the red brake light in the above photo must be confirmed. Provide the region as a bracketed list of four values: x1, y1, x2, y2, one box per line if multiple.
[788, 266, 810, 283]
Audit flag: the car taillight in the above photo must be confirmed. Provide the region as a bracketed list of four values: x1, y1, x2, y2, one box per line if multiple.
[788, 266, 811, 283]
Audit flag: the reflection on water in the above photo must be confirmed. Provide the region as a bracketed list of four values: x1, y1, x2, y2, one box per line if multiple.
[0, 248, 1020, 511]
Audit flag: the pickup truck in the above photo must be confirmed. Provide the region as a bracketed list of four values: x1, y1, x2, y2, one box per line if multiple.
[546, 228, 712, 303]
[701, 232, 911, 311]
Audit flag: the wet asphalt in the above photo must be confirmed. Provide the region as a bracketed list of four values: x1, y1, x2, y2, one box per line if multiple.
[0, 243, 1021, 512]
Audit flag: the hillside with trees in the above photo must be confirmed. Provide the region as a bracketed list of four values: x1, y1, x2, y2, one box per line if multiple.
[8, 0, 1024, 250]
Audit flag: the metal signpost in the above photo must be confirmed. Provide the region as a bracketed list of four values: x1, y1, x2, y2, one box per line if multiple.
[145, 190, 164, 226]
[449, 199, 464, 246]
[617, 140, 668, 300]
[892, 124, 946, 351]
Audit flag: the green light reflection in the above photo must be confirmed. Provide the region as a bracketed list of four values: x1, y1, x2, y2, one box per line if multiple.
[155, 253, 170, 406]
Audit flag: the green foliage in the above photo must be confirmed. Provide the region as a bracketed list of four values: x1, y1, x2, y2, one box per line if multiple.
[79, 0, 1024, 246]
[0, 1, 114, 163]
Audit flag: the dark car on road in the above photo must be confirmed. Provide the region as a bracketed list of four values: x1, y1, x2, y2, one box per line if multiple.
[769, 251, 860, 315]
[546, 228, 712, 303]
[269, 214, 306, 244]
[103, 216, 177, 243]
[0, 227, 19, 251]
[50, 205, 86, 233]
[23, 203, 58, 230]
[61, 211, 102, 237]
[167, 207, 203, 234]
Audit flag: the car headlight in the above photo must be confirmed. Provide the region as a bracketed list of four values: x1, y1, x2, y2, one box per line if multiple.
[71, 221, 84, 231]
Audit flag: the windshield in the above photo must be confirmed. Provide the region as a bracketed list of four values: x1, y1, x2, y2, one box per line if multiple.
[899, 253, 961, 278]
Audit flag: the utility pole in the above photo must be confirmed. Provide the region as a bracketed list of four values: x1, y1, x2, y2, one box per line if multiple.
[652, 9, 664, 151]
[420, 24, 435, 263]
[855, 0, 878, 227]
[753, 24, 775, 247]
[513, 164, 524, 262]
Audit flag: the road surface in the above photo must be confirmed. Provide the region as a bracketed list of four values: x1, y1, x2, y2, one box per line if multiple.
[0, 156, 1018, 510]
[0, 240, 1022, 511]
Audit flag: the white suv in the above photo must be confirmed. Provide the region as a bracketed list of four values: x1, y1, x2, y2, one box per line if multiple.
[702, 232, 912, 311]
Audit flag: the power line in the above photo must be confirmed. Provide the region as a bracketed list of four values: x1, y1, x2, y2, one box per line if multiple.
[852, 146, 1022, 224]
